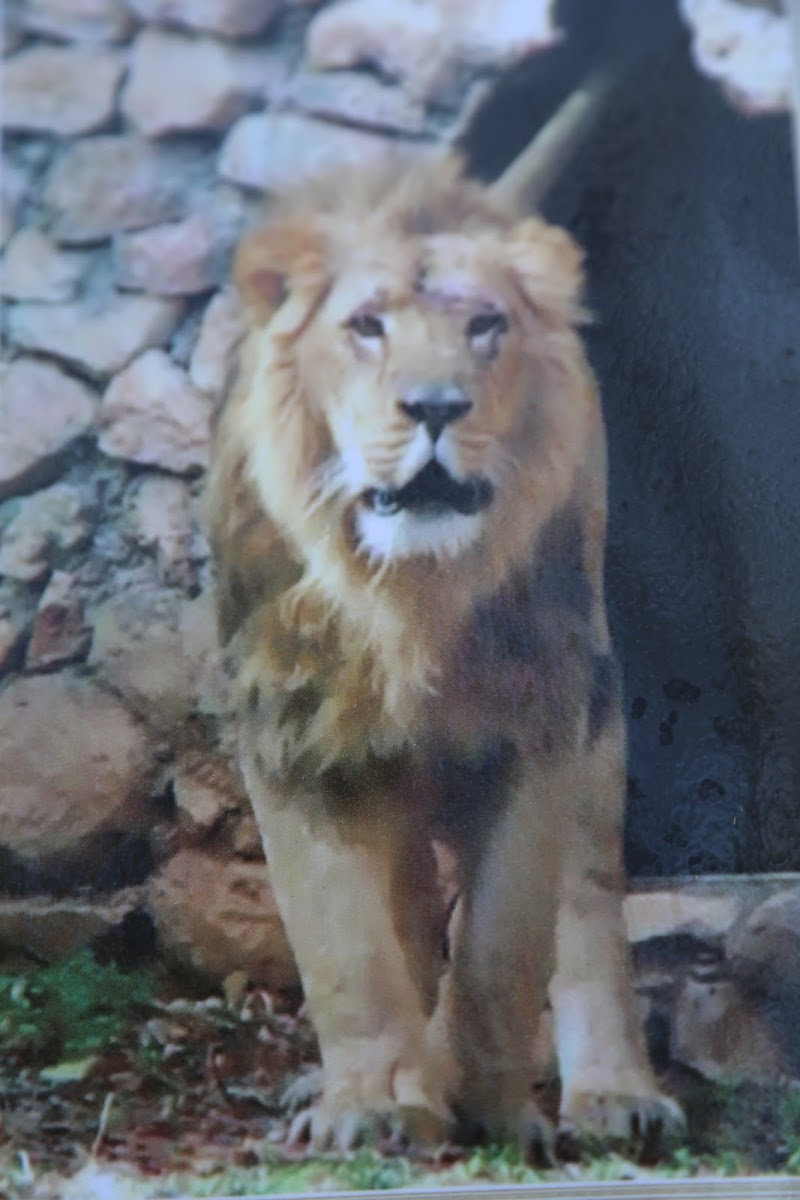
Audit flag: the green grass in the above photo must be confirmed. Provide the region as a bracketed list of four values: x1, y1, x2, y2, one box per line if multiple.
[153, 1147, 555, 1197]
[3, 1114, 798, 1200]
[147, 1144, 687, 1197]
[0, 949, 154, 1064]
[161, 1087, 800, 1198]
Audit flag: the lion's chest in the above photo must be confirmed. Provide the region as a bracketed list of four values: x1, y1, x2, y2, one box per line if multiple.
[242, 556, 598, 795]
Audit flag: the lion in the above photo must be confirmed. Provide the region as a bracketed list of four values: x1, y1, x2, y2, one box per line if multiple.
[207, 150, 684, 1154]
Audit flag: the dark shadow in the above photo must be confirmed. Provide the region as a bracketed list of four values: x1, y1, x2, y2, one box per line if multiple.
[463, 0, 800, 874]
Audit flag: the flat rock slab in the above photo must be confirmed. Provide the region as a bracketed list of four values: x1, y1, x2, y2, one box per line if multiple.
[7, 293, 184, 376]
[125, 0, 285, 37]
[88, 585, 218, 723]
[219, 110, 421, 192]
[44, 135, 194, 244]
[0, 674, 152, 861]
[0, 359, 98, 501]
[21, 0, 136, 44]
[281, 70, 431, 137]
[121, 29, 265, 136]
[113, 214, 223, 296]
[1, 229, 89, 302]
[189, 285, 246, 396]
[3, 44, 126, 136]
[727, 887, 800, 999]
[148, 848, 298, 990]
[0, 889, 146, 962]
[99, 350, 213, 472]
[624, 886, 742, 943]
[627, 874, 800, 1084]
[626, 872, 800, 940]
[306, 0, 559, 103]
[680, 0, 792, 115]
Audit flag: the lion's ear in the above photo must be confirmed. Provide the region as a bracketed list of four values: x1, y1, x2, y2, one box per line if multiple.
[234, 219, 327, 324]
[507, 217, 586, 328]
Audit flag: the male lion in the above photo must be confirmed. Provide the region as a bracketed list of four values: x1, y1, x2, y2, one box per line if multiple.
[207, 152, 683, 1153]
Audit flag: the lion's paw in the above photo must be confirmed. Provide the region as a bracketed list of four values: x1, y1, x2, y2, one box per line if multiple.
[289, 1098, 450, 1153]
[558, 1087, 685, 1154]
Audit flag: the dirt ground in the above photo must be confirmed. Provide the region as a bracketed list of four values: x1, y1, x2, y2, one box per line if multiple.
[3, 960, 800, 1199]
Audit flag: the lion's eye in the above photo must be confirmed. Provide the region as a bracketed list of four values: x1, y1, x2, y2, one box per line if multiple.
[467, 312, 509, 341]
[347, 313, 385, 339]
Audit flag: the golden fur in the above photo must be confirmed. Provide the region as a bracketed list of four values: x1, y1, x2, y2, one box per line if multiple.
[207, 157, 683, 1150]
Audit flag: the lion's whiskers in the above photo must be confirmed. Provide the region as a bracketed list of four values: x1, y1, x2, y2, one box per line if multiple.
[363, 442, 410, 473]
[305, 459, 348, 517]
[367, 555, 393, 589]
[454, 431, 492, 452]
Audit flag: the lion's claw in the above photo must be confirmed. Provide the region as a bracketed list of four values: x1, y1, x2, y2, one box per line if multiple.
[281, 1068, 323, 1115]
[558, 1089, 685, 1155]
[288, 1100, 450, 1153]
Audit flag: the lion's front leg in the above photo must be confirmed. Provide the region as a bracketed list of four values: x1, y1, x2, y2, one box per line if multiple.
[551, 717, 685, 1146]
[439, 761, 564, 1151]
[240, 745, 452, 1151]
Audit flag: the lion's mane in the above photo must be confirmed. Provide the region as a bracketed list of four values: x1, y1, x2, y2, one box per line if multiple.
[207, 156, 604, 772]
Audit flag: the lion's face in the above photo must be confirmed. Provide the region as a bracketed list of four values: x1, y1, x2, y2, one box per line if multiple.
[233, 164, 592, 570]
[291, 231, 544, 562]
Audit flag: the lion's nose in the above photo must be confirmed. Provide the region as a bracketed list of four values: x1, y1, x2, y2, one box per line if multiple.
[399, 384, 472, 442]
